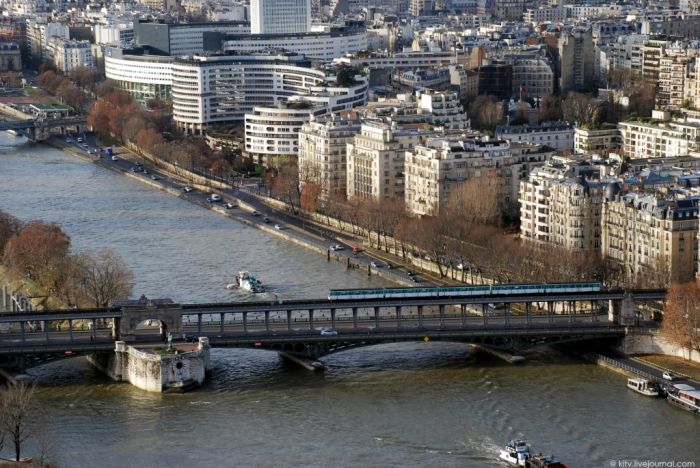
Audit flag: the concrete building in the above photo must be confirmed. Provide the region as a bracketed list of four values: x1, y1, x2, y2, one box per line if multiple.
[641, 15, 700, 40]
[574, 126, 622, 154]
[298, 115, 361, 201]
[448, 64, 479, 99]
[0, 43, 21, 72]
[409, 0, 432, 16]
[418, 89, 470, 131]
[523, 6, 566, 24]
[496, 122, 573, 152]
[602, 193, 700, 283]
[559, 28, 595, 94]
[510, 57, 554, 100]
[251, 0, 311, 34]
[346, 120, 428, 200]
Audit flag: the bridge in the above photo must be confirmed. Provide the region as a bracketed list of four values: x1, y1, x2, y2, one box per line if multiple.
[0, 103, 87, 141]
[0, 288, 665, 370]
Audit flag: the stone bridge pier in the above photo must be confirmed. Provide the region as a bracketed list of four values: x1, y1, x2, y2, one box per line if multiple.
[608, 293, 636, 326]
[115, 299, 183, 341]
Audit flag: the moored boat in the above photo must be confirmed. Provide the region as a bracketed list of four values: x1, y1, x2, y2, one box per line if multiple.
[226, 271, 264, 293]
[5, 129, 20, 136]
[499, 439, 531, 466]
[666, 383, 700, 414]
[627, 377, 661, 397]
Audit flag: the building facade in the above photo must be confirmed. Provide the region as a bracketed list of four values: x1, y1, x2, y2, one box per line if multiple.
[251, 0, 311, 34]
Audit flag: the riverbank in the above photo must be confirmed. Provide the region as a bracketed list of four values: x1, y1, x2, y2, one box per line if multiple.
[42, 137, 412, 287]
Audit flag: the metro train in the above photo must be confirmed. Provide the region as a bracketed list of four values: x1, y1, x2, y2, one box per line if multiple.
[327, 282, 602, 301]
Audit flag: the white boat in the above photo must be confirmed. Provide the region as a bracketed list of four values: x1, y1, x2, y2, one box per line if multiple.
[627, 377, 661, 397]
[5, 129, 20, 136]
[667, 383, 700, 414]
[499, 439, 531, 467]
[226, 271, 264, 293]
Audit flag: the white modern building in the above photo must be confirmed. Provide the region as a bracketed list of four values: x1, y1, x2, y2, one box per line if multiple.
[618, 119, 700, 159]
[222, 25, 367, 61]
[132, 20, 250, 56]
[245, 100, 323, 165]
[105, 49, 369, 133]
[251, 0, 311, 35]
[496, 122, 574, 152]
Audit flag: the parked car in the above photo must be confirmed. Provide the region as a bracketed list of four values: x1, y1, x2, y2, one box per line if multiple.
[330, 244, 344, 251]
[274, 224, 283, 230]
[262, 216, 270, 223]
[151, 175, 159, 181]
[111, 155, 119, 161]
[352, 246, 363, 254]
[183, 186, 193, 193]
[662, 371, 676, 381]
[251, 211, 260, 217]
[209, 193, 221, 202]
[320, 328, 338, 336]
[370, 261, 381, 268]
[225, 202, 237, 209]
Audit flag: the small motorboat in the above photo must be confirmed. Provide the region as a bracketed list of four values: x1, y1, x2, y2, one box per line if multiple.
[499, 439, 531, 466]
[526, 453, 570, 468]
[226, 271, 264, 293]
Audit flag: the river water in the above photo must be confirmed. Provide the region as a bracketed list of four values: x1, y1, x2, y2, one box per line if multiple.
[1, 135, 699, 467]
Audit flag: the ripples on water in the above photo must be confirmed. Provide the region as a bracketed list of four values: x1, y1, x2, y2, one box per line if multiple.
[2, 136, 700, 467]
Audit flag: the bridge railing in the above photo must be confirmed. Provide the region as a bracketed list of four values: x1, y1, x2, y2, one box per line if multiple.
[596, 354, 657, 382]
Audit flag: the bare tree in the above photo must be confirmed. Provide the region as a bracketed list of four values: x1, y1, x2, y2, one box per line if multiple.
[76, 249, 133, 307]
[0, 381, 37, 462]
[562, 92, 601, 127]
[2, 221, 71, 282]
[662, 282, 700, 359]
[469, 95, 504, 131]
[537, 95, 563, 123]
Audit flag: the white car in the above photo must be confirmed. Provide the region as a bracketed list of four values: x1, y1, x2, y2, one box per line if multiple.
[183, 186, 193, 193]
[274, 224, 283, 230]
[330, 244, 344, 251]
[662, 371, 676, 381]
[370, 261, 381, 268]
[320, 328, 338, 336]
[111, 155, 118, 161]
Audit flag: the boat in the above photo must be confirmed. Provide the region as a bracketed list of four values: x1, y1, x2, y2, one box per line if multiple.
[666, 383, 700, 414]
[627, 377, 661, 397]
[499, 439, 531, 466]
[226, 271, 264, 293]
[5, 129, 20, 136]
[526, 453, 570, 468]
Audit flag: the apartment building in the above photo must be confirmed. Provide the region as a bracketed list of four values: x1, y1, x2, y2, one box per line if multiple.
[496, 122, 574, 152]
[404, 136, 512, 216]
[602, 193, 700, 282]
[46, 38, 95, 73]
[346, 120, 429, 200]
[510, 57, 555, 100]
[523, 6, 566, 24]
[559, 28, 595, 94]
[418, 90, 470, 131]
[618, 119, 700, 159]
[297, 115, 361, 201]
[519, 157, 608, 250]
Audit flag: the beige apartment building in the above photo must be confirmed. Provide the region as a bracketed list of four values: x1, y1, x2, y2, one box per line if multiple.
[602, 193, 700, 283]
[574, 127, 622, 154]
[519, 158, 608, 250]
[297, 115, 361, 201]
[346, 121, 429, 200]
[404, 136, 513, 217]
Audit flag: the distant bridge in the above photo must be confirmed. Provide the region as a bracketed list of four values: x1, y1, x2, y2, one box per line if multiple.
[0, 103, 87, 141]
[0, 288, 665, 369]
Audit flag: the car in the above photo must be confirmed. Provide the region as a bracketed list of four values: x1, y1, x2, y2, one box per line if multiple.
[330, 244, 344, 251]
[65, 138, 72, 143]
[135, 161, 142, 167]
[77, 137, 83, 143]
[225, 202, 237, 209]
[183, 186, 193, 193]
[370, 261, 381, 268]
[320, 328, 338, 336]
[662, 371, 676, 381]
[111, 155, 119, 161]
[151, 175, 160, 181]
[263, 216, 270, 223]
[130, 166, 142, 173]
[251, 211, 260, 217]
[352, 246, 363, 254]
[274, 224, 282, 230]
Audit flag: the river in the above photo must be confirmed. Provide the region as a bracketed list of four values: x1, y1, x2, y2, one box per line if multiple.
[1, 135, 699, 467]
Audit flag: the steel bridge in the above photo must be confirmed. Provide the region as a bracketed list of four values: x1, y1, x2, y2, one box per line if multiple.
[0, 288, 665, 368]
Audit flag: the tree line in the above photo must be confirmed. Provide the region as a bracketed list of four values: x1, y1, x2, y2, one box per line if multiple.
[0, 210, 132, 308]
